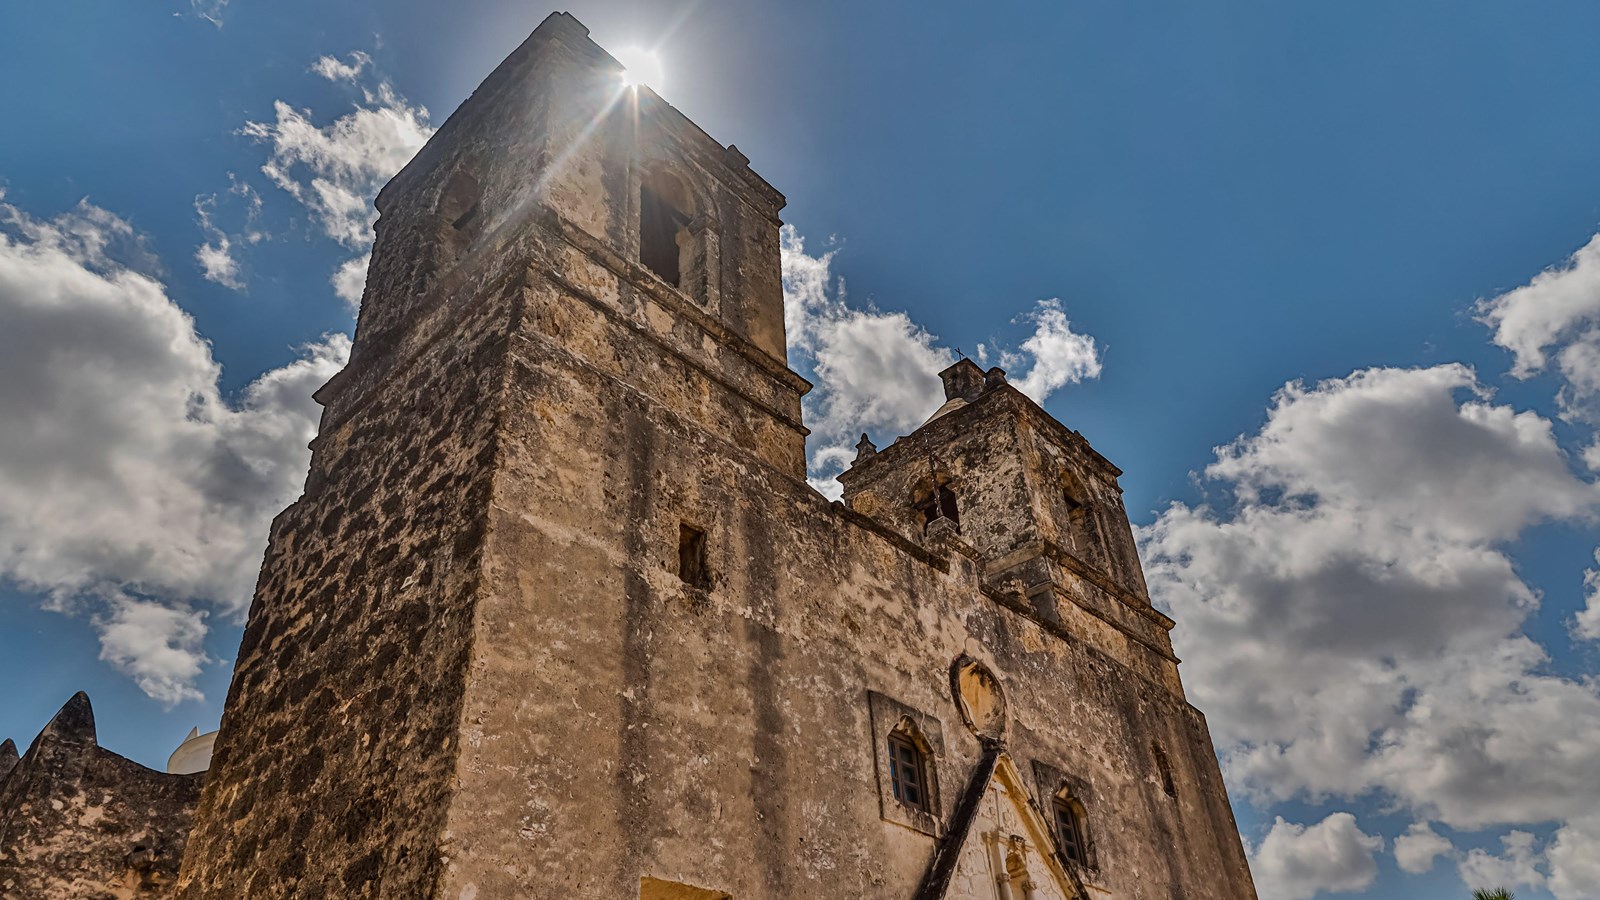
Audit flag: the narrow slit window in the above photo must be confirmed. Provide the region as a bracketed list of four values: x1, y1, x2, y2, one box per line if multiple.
[1153, 742, 1177, 799]
[677, 523, 710, 590]
[886, 730, 930, 811]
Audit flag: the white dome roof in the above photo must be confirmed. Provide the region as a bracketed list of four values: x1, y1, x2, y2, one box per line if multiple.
[167, 727, 218, 775]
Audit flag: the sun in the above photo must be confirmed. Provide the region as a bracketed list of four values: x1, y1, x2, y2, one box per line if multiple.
[615, 46, 665, 91]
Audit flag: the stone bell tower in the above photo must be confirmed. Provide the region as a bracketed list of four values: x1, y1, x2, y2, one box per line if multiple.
[177, 12, 811, 897]
[837, 359, 1182, 695]
[177, 11, 1256, 900]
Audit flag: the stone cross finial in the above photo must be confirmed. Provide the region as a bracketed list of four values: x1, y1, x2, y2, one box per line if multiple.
[854, 433, 878, 463]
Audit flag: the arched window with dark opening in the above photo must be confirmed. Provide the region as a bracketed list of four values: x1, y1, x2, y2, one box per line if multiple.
[1052, 791, 1092, 868]
[886, 726, 932, 812]
[639, 169, 693, 288]
[914, 483, 960, 532]
[1062, 475, 1102, 569]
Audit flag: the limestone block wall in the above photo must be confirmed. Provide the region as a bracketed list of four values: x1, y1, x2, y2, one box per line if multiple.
[166, 13, 1257, 899]
[427, 236, 1257, 899]
[173, 245, 524, 898]
[0, 693, 201, 899]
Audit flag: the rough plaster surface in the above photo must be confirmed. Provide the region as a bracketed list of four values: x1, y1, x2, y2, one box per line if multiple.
[0, 694, 201, 899]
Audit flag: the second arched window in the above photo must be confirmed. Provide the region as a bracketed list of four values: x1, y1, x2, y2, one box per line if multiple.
[886, 730, 931, 812]
[1052, 792, 1091, 867]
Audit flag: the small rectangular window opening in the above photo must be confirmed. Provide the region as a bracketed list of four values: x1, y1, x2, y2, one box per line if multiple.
[1054, 800, 1087, 866]
[1153, 742, 1178, 799]
[887, 732, 929, 811]
[451, 203, 481, 232]
[677, 523, 710, 590]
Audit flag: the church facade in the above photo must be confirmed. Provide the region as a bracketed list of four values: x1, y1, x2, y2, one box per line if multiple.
[4, 12, 1257, 899]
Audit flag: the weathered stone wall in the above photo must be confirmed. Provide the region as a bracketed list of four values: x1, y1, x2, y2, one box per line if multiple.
[838, 382, 1181, 697]
[172, 207, 529, 897]
[425, 233, 1257, 896]
[0, 694, 201, 899]
[169, 11, 1256, 900]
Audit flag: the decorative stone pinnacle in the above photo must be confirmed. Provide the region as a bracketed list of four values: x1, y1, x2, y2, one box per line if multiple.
[854, 433, 878, 463]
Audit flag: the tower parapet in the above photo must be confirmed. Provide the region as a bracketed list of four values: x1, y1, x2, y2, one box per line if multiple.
[320, 10, 807, 478]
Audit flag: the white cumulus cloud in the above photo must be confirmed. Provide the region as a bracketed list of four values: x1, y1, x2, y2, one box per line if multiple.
[1478, 232, 1600, 379]
[1393, 822, 1454, 875]
[1139, 357, 1600, 897]
[1575, 554, 1600, 644]
[227, 58, 433, 308]
[194, 236, 241, 290]
[1546, 815, 1600, 900]
[241, 81, 433, 249]
[332, 255, 368, 309]
[94, 595, 211, 707]
[1004, 299, 1102, 402]
[311, 51, 371, 83]
[1247, 812, 1383, 900]
[1478, 232, 1600, 422]
[779, 225, 1102, 497]
[0, 196, 347, 705]
[1457, 830, 1546, 893]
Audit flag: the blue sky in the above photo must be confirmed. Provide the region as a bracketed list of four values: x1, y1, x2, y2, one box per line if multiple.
[4, 2, 1600, 897]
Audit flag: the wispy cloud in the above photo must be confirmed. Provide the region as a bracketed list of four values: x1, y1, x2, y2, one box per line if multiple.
[189, 0, 227, 28]
[193, 176, 263, 291]
[233, 55, 433, 310]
